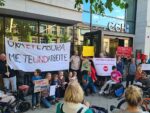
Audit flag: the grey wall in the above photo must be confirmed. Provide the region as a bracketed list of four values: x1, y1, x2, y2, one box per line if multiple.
[134, 0, 150, 56]
[0, 0, 82, 24]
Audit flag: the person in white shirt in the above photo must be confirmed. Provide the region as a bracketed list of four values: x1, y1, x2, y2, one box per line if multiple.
[70, 51, 81, 81]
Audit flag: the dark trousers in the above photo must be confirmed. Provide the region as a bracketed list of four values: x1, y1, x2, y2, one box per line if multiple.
[126, 75, 135, 87]
[32, 92, 40, 106]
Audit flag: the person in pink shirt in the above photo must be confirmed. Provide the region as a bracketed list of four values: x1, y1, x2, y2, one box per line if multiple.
[99, 66, 122, 94]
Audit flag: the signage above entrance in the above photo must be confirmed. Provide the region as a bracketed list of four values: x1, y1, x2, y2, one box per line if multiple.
[108, 22, 129, 33]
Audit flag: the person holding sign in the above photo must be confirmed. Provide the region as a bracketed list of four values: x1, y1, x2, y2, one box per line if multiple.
[32, 69, 42, 109]
[41, 73, 57, 108]
[99, 66, 122, 95]
[0, 53, 17, 92]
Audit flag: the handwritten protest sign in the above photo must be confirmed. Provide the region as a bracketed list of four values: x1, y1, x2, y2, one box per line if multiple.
[49, 85, 56, 96]
[93, 58, 116, 76]
[82, 46, 94, 57]
[5, 38, 70, 72]
[34, 79, 49, 93]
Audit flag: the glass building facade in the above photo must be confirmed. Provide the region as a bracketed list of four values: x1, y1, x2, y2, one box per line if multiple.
[0, 16, 75, 53]
[82, 0, 137, 34]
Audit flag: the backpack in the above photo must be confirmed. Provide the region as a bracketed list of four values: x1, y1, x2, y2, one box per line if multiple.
[90, 105, 108, 113]
[60, 103, 84, 113]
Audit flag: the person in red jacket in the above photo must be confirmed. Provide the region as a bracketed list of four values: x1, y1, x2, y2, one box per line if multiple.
[89, 60, 97, 82]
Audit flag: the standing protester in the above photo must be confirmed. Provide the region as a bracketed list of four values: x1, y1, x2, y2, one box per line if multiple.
[70, 51, 81, 81]
[0, 53, 17, 91]
[32, 69, 42, 109]
[126, 58, 136, 87]
[116, 56, 124, 75]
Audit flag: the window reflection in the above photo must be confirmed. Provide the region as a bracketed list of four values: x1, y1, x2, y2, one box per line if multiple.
[5, 18, 38, 42]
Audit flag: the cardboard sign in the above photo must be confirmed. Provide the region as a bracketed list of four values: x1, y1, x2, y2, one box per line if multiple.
[117, 46, 132, 57]
[93, 58, 116, 76]
[81, 59, 91, 72]
[141, 64, 150, 70]
[82, 46, 94, 57]
[34, 79, 49, 93]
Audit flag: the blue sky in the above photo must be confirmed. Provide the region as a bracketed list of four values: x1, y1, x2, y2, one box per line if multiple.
[82, 0, 125, 27]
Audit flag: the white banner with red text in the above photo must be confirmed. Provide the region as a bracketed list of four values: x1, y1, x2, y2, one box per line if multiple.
[5, 38, 71, 72]
[93, 58, 116, 76]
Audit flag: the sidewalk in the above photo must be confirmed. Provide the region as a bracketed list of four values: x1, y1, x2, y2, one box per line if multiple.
[25, 94, 119, 113]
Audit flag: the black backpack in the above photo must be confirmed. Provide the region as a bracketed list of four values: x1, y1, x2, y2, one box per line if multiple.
[90, 105, 108, 113]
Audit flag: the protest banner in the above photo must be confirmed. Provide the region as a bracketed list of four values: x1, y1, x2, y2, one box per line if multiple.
[81, 59, 91, 72]
[49, 85, 56, 96]
[34, 79, 49, 93]
[141, 64, 150, 70]
[5, 38, 70, 72]
[117, 46, 132, 58]
[93, 58, 116, 76]
[82, 46, 94, 57]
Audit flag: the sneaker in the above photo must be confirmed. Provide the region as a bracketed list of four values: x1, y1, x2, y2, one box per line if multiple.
[32, 106, 36, 110]
[99, 91, 103, 95]
[104, 91, 109, 94]
[36, 104, 40, 108]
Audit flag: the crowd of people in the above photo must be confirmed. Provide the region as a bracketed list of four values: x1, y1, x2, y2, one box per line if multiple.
[0, 51, 150, 113]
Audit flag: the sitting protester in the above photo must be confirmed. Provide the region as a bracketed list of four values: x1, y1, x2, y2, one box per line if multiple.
[69, 71, 78, 83]
[41, 73, 57, 108]
[58, 71, 67, 98]
[99, 66, 122, 94]
[82, 71, 97, 96]
[135, 64, 150, 88]
[51, 74, 61, 99]
[112, 85, 146, 113]
[0, 90, 15, 104]
[56, 81, 93, 113]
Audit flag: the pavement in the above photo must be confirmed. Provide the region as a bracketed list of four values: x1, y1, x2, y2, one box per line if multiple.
[25, 94, 119, 113]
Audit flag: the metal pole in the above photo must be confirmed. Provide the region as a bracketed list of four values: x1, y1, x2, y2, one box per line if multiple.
[90, 3, 92, 32]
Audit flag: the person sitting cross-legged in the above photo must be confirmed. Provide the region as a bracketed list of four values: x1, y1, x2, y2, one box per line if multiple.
[99, 66, 122, 95]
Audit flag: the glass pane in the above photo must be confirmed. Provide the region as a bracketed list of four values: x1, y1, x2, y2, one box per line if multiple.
[39, 22, 56, 43]
[5, 18, 38, 43]
[0, 17, 4, 53]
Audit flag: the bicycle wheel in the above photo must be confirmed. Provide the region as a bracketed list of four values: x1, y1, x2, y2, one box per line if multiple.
[16, 101, 30, 112]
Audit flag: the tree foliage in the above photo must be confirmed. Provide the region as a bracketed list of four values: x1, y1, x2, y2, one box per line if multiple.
[0, 0, 5, 6]
[75, 0, 128, 15]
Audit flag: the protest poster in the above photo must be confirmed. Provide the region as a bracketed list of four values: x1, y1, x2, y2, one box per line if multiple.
[93, 58, 116, 76]
[49, 85, 56, 96]
[34, 79, 49, 93]
[82, 46, 94, 57]
[81, 59, 91, 72]
[117, 46, 132, 58]
[5, 38, 70, 72]
[141, 64, 150, 70]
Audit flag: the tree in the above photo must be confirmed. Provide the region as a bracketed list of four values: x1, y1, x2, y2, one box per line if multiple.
[75, 0, 127, 15]
[0, 0, 5, 6]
